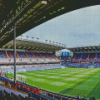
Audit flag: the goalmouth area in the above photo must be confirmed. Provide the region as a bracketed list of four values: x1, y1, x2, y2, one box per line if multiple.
[8, 67, 100, 99]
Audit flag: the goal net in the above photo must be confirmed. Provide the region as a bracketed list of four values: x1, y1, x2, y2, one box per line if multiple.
[16, 75, 26, 83]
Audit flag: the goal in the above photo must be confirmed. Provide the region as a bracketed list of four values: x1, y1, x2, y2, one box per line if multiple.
[16, 75, 26, 83]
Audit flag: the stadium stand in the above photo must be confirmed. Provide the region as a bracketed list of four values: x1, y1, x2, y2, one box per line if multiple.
[66, 62, 100, 68]
[1, 43, 100, 100]
[1, 50, 99, 100]
[0, 74, 84, 100]
[67, 53, 100, 63]
[0, 50, 60, 64]
[1, 67, 14, 73]
[2, 0, 100, 99]
[96, 53, 100, 62]
[0, 64, 62, 73]
[87, 53, 95, 62]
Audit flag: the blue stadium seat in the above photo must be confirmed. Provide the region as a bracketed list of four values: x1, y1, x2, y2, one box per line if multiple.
[19, 52, 26, 58]
[0, 52, 5, 59]
[27, 53, 34, 58]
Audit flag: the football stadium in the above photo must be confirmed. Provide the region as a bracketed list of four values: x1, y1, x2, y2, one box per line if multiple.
[0, 0, 100, 100]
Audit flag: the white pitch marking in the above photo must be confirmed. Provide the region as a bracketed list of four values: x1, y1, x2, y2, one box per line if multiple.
[50, 82, 66, 86]
[64, 78, 78, 81]
[61, 74, 70, 76]
[31, 78, 46, 82]
[75, 75, 86, 77]
[48, 76, 59, 78]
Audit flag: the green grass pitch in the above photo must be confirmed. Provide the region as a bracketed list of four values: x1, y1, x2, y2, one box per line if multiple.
[8, 68, 100, 99]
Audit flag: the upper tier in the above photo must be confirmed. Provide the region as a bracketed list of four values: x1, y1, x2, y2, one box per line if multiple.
[0, 51, 60, 64]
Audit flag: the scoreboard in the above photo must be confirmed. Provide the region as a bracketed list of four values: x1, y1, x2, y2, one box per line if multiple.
[61, 52, 70, 56]
[56, 49, 73, 57]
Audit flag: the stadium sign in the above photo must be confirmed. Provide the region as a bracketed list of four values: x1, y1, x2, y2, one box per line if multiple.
[0, 1, 31, 34]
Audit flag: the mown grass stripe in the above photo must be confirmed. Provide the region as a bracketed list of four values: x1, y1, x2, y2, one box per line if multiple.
[8, 68, 100, 99]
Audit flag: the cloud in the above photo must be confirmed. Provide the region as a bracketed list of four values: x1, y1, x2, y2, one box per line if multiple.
[21, 5, 100, 48]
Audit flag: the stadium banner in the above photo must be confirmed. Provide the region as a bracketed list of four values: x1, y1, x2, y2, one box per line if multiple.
[26, 50, 37, 53]
[26, 50, 53, 53]
[61, 52, 70, 57]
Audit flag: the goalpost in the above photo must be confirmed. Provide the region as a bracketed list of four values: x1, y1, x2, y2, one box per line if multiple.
[16, 75, 26, 83]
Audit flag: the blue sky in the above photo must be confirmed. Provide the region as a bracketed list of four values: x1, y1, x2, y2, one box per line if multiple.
[17, 5, 100, 48]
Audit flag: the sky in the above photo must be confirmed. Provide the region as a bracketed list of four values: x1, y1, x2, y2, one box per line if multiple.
[17, 5, 100, 48]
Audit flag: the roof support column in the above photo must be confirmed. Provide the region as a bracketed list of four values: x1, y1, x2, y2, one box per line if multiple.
[14, 23, 16, 84]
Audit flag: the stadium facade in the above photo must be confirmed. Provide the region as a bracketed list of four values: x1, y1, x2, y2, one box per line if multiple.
[0, 0, 100, 100]
[0, 39, 65, 72]
[61, 46, 100, 68]
[0, 39, 100, 100]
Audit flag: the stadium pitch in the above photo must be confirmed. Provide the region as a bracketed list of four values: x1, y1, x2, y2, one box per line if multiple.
[8, 68, 100, 99]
